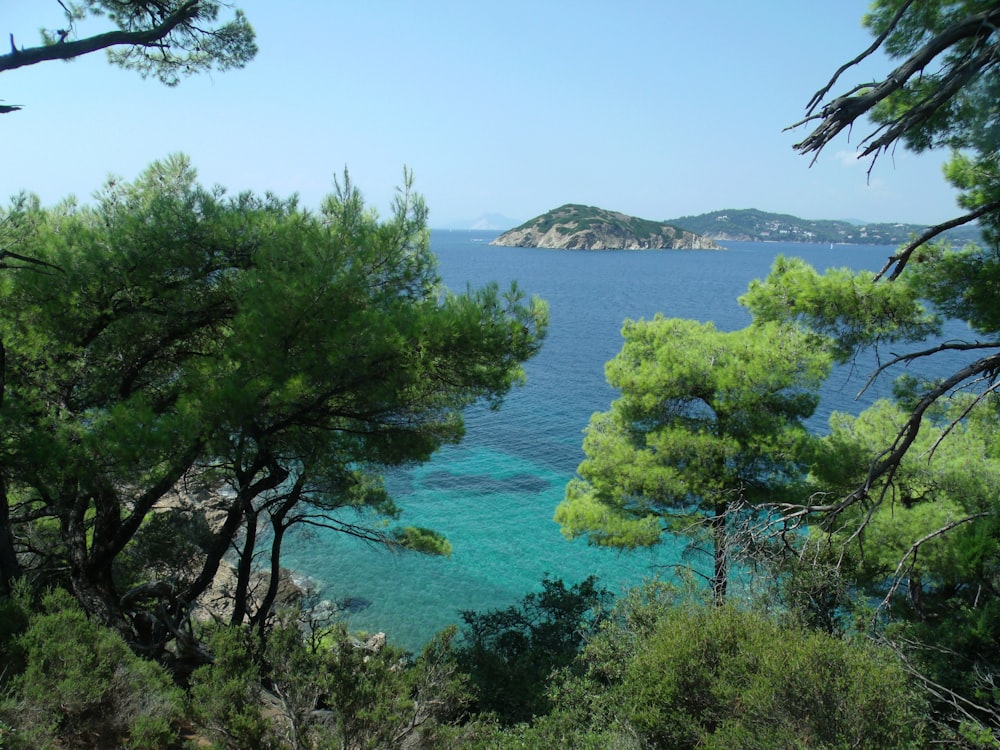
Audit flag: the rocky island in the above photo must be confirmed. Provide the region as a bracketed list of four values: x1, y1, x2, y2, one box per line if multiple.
[491, 204, 722, 250]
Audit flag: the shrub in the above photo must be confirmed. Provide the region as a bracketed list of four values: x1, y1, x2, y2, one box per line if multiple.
[602, 601, 927, 749]
[0, 588, 181, 749]
[454, 575, 610, 724]
[188, 625, 272, 750]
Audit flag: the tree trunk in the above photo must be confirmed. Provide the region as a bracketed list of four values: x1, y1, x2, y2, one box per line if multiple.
[183, 490, 246, 608]
[0, 477, 21, 595]
[230, 505, 258, 626]
[711, 503, 727, 605]
[183, 458, 288, 617]
[70, 558, 123, 629]
[60, 493, 121, 627]
[0, 339, 18, 595]
[251, 482, 303, 635]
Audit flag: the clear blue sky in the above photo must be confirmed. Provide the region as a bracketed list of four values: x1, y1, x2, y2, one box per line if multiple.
[3, 2, 961, 228]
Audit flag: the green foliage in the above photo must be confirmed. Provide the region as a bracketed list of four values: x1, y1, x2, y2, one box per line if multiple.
[556, 315, 829, 599]
[304, 624, 416, 748]
[457, 679, 637, 750]
[907, 240, 1000, 334]
[772, 542, 858, 635]
[102, 2, 257, 85]
[740, 254, 940, 361]
[941, 151, 1000, 244]
[0, 588, 181, 749]
[0, 580, 31, 684]
[392, 525, 454, 556]
[472, 589, 926, 749]
[557, 590, 924, 750]
[805, 396, 1000, 729]
[115, 508, 215, 593]
[813, 398, 1000, 602]
[3, 2, 257, 87]
[189, 625, 271, 750]
[955, 718, 1000, 750]
[454, 576, 611, 724]
[190, 618, 472, 750]
[737, 239, 1000, 744]
[0, 155, 546, 643]
[609, 604, 925, 749]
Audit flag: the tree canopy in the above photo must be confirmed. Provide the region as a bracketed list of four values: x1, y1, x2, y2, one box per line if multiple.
[712, 4, 1000, 573]
[480, 588, 927, 750]
[555, 316, 830, 602]
[750, 0, 1000, 520]
[552, 2, 1000, 733]
[767, 1, 1000, 734]
[6, 2, 1000, 746]
[0, 155, 547, 654]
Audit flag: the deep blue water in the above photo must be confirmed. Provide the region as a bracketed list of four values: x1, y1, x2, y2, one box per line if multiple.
[281, 232, 974, 651]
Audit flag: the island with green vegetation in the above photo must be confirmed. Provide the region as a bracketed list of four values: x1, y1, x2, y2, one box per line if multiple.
[668, 207, 984, 246]
[491, 204, 722, 250]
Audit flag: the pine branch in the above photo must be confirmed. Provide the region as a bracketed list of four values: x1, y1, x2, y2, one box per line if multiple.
[874, 198, 1000, 281]
[0, 0, 200, 73]
[791, 4, 1000, 162]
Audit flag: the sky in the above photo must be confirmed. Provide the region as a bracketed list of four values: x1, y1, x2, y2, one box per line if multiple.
[1, 2, 963, 228]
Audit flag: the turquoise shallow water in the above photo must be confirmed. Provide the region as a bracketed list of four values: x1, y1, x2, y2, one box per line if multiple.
[282, 444, 673, 649]
[280, 233, 974, 651]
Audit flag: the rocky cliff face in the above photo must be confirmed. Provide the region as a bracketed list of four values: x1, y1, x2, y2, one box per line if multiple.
[490, 204, 722, 250]
[492, 223, 722, 250]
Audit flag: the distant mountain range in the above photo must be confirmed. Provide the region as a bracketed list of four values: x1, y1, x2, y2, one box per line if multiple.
[445, 208, 984, 246]
[666, 208, 983, 246]
[442, 213, 520, 231]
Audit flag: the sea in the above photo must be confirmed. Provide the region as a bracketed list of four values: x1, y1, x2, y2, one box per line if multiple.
[281, 231, 976, 652]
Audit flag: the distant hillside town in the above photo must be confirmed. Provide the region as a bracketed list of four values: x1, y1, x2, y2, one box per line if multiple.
[666, 208, 983, 246]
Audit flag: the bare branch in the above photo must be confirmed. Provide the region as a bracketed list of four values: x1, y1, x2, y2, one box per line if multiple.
[292, 514, 403, 550]
[878, 634, 1000, 731]
[879, 512, 990, 610]
[857, 338, 1000, 399]
[0, 247, 63, 273]
[855, 41, 1000, 159]
[924, 378, 1000, 460]
[874, 198, 1000, 281]
[776, 352, 1000, 519]
[793, 5, 1000, 162]
[804, 0, 918, 116]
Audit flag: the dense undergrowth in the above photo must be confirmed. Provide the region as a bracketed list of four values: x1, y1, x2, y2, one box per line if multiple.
[0, 574, 972, 750]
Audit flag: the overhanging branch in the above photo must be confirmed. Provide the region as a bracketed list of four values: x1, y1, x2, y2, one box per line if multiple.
[804, 0, 918, 116]
[875, 198, 1000, 281]
[790, 4, 1000, 162]
[776, 351, 1000, 519]
[0, 0, 200, 73]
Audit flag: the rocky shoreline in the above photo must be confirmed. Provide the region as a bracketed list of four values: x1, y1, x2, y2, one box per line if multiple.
[154, 485, 388, 646]
[492, 204, 722, 250]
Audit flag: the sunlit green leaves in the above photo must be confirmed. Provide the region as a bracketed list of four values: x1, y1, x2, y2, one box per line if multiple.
[392, 526, 453, 556]
[556, 313, 829, 596]
[740, 255, 940, 361]
[812, 396, 1000, 593]
[907, 242, 1000, 334]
